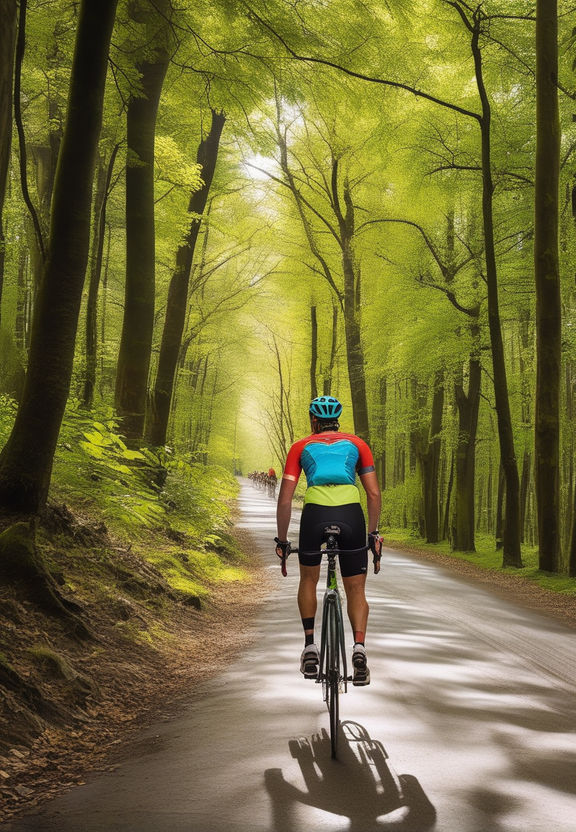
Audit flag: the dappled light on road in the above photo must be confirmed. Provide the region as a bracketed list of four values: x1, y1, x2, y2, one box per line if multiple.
[3, 481, 576, 832]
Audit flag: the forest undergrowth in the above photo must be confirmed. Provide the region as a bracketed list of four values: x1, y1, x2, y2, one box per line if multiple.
[0, 398, 267, 822]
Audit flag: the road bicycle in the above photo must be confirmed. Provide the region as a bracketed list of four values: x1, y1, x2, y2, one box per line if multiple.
[285, 526, 369, 760]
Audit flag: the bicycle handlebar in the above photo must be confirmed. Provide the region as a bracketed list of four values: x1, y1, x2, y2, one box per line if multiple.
[279, 544, 380, 577]
[290, 545, 368, 556]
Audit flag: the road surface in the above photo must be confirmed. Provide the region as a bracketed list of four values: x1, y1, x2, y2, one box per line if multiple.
[4, 479, 576, 831]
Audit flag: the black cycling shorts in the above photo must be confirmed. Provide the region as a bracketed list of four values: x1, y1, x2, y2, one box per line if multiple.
[298, 502, 367, 578]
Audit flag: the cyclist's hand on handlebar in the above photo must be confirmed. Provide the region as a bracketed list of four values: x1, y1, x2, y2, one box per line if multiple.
[274, 537, 291, 558]
[368, 531, 383, 574]
[274, 537, 291, 577]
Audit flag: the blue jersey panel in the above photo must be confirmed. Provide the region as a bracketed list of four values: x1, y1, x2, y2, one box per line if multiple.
[300, 439, 359, 486]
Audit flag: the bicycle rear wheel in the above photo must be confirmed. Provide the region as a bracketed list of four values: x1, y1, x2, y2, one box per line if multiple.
[326, 600, 340, 759]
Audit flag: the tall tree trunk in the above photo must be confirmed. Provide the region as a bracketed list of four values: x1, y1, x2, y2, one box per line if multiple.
[443, 452, 454, 542]
[421, 370, 444, 543]
[535, 0, 561, 572]
[411, 377, 427, 536]
[378, 375, 387, 490]
[310, 304, 318, 400]
[99, 223, 111, 396]
[323, 303, 338, 395]
[146, 109, 225, 446]
[274, 107, 368, 440]
[83, 144, 119, 407]
[495, 462, 505, 549]
[452, 354, 481, 552]
[518, 309, 533, 545]
[334, 167, 369, 441]
[15, 248, 27, 350]
[569, 479, 576, 577]
[520, 450, 531, 544]
[0, 0, 17, 326]
[0, 0, 119, 513]
[115, 1, 171, 444]
[470, 20, 522, 566]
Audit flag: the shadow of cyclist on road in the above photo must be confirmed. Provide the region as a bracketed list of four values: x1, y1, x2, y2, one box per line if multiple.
[264, 720, 436, 831]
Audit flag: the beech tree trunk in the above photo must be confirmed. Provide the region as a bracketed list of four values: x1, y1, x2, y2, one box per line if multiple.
[310, 304, 318, 400]
[471, 21, 522, 567]
[115, 2, 171, 444]
[495, 462, 505, 549]
[535, 0, 561, 572]
[378, 375, 387, 490]
[83, 145, 119, 407]
[443, 453, 454, 542]
[274, 109, 369, 441]
[322, 303, 338, 395]
[335, 167, 370, 442]
[0, 0, 119, 513]
[146, 109, 225, 446]
[0, 0, 18, 325]
[452, 355, 481, 552]
[421, 370, 444, 543]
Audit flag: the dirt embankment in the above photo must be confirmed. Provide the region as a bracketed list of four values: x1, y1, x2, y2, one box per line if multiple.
[0, 512, 269, 825]
[383, 538, 576, 629]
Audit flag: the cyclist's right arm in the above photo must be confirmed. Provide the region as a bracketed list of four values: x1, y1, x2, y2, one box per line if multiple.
[276, 476, 298, 545]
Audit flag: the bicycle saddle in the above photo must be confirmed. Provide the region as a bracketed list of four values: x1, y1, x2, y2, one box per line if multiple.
[322, 525, 342, 536]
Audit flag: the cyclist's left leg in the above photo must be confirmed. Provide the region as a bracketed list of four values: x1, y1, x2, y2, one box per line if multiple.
[342, 573, 369, 639]
[342, 570, 370, 686]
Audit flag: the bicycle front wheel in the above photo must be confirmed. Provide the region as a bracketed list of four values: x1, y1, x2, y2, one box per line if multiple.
[326, 600, 340, 759]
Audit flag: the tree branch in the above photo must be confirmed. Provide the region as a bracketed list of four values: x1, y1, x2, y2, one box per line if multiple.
[240, 3, 482, 122]
[14, 0, 45, 261]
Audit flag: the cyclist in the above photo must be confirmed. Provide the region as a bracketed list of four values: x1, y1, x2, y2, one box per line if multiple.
[274, 396, 382, 686]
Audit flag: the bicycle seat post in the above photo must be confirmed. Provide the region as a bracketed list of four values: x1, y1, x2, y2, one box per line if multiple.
[323, 525, 341, 590]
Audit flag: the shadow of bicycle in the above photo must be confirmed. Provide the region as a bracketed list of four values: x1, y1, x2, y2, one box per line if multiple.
[265, 720, 436, 831]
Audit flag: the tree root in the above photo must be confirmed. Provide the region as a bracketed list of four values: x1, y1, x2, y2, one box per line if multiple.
[0, 522, 93, 640]
[0, 652, 68, 725]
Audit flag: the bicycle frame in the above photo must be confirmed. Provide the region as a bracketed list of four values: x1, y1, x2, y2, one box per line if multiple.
[317, 540, 348, 695]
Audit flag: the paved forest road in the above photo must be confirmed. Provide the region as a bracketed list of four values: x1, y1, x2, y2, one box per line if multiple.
[4, 480, 576, 832]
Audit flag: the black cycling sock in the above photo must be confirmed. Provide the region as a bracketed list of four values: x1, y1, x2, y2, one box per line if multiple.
[302, 617, 315, 646]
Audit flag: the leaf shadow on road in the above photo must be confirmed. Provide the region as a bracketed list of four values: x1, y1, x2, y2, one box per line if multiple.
[264, 720, 436, 832]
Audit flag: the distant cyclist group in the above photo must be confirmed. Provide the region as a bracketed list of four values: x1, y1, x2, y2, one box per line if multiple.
[248, 468, 278, 498]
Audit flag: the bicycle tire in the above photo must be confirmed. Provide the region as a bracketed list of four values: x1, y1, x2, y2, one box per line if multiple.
[326, 599, 340, 759]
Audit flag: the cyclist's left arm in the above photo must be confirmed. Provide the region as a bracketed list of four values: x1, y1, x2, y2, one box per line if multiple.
[359, 470, 381, 533]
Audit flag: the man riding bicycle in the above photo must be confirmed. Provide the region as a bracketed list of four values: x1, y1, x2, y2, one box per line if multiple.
[275, 396, 383, 686]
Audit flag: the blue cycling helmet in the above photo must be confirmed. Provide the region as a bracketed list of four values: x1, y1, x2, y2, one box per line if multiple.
[309, 396, 343, 419]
